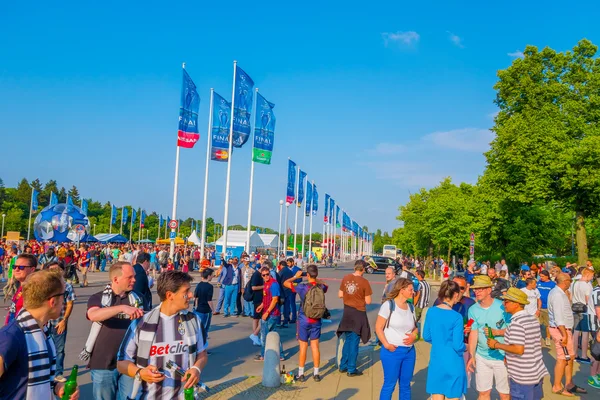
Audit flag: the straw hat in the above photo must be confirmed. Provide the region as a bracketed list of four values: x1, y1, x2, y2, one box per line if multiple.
[470, 275, 493, 289]
[501, 287, 530, 305]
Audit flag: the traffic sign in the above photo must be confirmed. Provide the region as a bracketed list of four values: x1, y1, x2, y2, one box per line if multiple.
[469, 245, 474, 255]
[169, 231, 176, 239]
[74, 224, 85, 235]
[470, 232, 475, 241]
[169, 219, 178, 230]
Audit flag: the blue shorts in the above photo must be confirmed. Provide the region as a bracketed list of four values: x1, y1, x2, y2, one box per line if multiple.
[297, 319, 322, 342]
[509, 378, 543, 400]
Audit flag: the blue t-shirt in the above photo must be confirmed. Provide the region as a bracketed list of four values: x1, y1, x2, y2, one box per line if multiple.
[468, 299, 511, 361]
[537, 280, 556, 309]
[294, 282, 329, 323]
[515, 280, 527, 289]
[269, 281, 280, 297]
[0, 321, 29, 399]
[149, 252, 157, 263]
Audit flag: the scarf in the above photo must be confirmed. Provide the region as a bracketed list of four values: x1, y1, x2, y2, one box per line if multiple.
[79, 284, 142, 362]
[15, 309, 56, 400]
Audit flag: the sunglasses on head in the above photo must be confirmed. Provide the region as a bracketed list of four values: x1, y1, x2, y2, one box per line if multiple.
[15, 265, 34, 270]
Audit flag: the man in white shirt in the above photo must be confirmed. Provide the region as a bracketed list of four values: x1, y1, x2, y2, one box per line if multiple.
[572, 268, 594, 364]
[520, 278, 541, 317]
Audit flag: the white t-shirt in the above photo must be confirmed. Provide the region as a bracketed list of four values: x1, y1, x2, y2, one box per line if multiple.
[378, 300, 416, 347]
[572, 280, 592, 305]
[520, 288, 541, 315]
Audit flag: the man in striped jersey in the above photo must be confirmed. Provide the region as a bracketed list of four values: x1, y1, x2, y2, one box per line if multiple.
[487, 288, 548, 400]
[117, 270, 208, 399]
[413, 270, 430, 321]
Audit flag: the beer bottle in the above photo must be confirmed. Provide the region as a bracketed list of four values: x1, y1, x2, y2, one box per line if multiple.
[485, 324, 494, 339]
[184, 374, 195, 400]
[61, 365, 78, 400]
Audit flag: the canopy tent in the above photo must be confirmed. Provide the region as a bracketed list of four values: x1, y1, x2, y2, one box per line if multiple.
[156, 237, 189, 245]
[136, 239, 154, 243]
[215, 230, 263, 264]
[258, 234, 282, 250]
[95, 233, 128, 243]
[187, 231, 201, 245]
[76, 234, 98, 243]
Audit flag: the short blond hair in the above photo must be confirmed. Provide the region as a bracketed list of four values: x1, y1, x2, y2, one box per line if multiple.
[22, 270, 64, 309]
[110, 261, 131, 280]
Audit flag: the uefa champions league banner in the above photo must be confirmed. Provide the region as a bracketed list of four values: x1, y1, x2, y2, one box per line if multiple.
[252, 93, 275, 164]
[232, 66, 254, 148]
[297, 170, 307, 207]
[177, 69, 200, 149]
[111, 205, 118, 225]
[50, 192, 58, 206]
[305, 182, 313, 217]
[211, 92, 232, 162]
[286, 159, 297, 204]
[81, 199, 88, 216]
[336, 206, 340, 228]
[122, 207, 128, 225]
[324, 194, 330, 223]
[312, 184, 318, 215]
[329, 198, 334, 223]
[32, 189, 39, 211]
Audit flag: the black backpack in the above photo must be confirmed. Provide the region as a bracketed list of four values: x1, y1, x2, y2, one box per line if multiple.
[243, 280, 254, 302]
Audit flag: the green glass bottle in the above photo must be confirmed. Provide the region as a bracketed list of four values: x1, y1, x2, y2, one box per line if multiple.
[184, 374, 195, 400]
[61, 365, 78, 400]
[485, 324, 494, 339]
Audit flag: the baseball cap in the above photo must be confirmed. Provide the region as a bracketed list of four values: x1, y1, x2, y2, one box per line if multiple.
[520, 265, 530, 271]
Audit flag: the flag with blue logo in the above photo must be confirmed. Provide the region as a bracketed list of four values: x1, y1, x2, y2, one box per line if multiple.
[159, 214, 163, 227]
[211, 92, 232, 162]
[312, 184, 318, 215]
[335, 206, 340, 228]
[305, 182, 312, 217]
[177, 69, 200, 148]
[132, 208, 137, 224]
[324, 194, 330, 223]
[141, 210, 147, 226]
[252, 92, 276, 164]
[81, 199, 88, 216]
[122, 207, 128, 225]
[352, 221, 358, 236]
[67, 196, 74, 206]
[286, 159, 297, 204]
[329, 198, 334, 224]
[232, 65, 254, 148]
[31, 189, 39, 212]
[191, 220, 195, 231]
[50, 192, 58, 206]
[111, 205, 117, 225]
[297, 170, 307, 207]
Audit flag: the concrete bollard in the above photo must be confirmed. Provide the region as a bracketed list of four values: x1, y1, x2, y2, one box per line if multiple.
[262, 331, 281, 388]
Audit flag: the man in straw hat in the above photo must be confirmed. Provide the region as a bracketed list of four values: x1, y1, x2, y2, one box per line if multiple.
[487, 288, 549, 400]
[466, 275, 511, 400]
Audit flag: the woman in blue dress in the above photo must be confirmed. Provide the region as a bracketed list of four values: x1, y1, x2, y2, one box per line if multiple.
[423, 280, 467, 400]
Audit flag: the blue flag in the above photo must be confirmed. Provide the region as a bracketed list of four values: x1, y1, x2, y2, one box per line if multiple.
[31, 189, 39, 212]
[252, 92, 276, 165]
[122, 207, 128, 225]
[312, 184, 318, 215]
[211, 92, 232, 162]
[336, 205, 340, 228]
[232, 65, 254, 148]
[286, 159, 297, 204]
[177, 69, 201, 148]
[112, 205, 117, 225]
[81, 199, 88, 216]
[305, 182, 312, 217]
[50, 192, 58, 206]
[141, 210, 147, 225]
[191, 220, 195, 231]
[132, 208, 137, 224]
[167, 216, 171, 227]
[159, 214, 163, 227]
[329, 198, 334, 224]
[67, 196, 74, 206]
[324, 194, 330, 223]
[297, 170, 307, 207]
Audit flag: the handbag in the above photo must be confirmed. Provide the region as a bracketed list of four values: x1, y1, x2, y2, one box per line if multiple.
[572, 302, 587, 314]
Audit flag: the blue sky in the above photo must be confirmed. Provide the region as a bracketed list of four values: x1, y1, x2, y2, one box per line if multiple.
[1, 1, 599, 234]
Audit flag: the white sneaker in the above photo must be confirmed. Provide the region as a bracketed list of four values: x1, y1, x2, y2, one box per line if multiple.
[54, 375, 67, 383]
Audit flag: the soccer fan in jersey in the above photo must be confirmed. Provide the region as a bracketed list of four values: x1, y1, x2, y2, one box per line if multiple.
[283, 265, 328, 382]
[117, 270, 208, 399]
[4, 253, 37, 325]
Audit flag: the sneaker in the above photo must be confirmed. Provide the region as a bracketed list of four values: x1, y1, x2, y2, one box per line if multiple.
[213, 312, 221, 315]
[588, 375, 600, 389]
[253, 355, 264, 362]
[223, 314, 230, 318]
[54, 375, 67, 383]
[295, 374, 306, 382]
[313, 374, 322, 382]
[347, 370, 363, 377]
[576, 357, 592, 365]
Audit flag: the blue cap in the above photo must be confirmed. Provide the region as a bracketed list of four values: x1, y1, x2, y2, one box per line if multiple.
[521, 265, 530, 271]
[562, 267, 570, 273]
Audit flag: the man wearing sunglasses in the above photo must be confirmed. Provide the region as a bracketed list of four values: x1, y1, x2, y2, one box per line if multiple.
[254, 266, 283, 362]
[4, 254, 37, 325]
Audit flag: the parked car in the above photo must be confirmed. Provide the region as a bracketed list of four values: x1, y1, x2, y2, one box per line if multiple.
[365, 256, 402, 274]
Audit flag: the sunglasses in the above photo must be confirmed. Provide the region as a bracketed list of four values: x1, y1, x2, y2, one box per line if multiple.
[459, 286, 466, 291]
[15, 265, 34, 270]
[47, 291, 65, 301]
[261, 273, 270, 277]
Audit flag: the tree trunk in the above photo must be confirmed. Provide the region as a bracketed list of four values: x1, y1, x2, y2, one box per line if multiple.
[447, 241, 452, 267]
[575, 211, 588, 266]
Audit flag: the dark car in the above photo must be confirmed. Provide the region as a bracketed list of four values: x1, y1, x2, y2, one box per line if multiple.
[365, 256, 402, 274]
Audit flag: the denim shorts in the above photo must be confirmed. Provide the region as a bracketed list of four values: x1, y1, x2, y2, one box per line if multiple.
[509, 378, 543, 400]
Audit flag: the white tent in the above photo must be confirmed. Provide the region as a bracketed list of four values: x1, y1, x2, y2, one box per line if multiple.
[258, 234, 282, 250]
[187, 230, 201, 245]
[215, 230, 263, 251]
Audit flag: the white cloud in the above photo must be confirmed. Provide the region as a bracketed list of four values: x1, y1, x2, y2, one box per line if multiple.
[423, 128, 494, 152]
[447, 31, 464, 48]
[382, 31, 420, 47]
[368, 142, 406, 155]
[487, 111, 499, 119]
[508, 50, 524, 58]
[361, 161, 447, 187]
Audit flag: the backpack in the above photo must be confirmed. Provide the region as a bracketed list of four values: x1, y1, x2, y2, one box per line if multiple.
[385, 299, 416, 330]
[302, 284, 326, 319]
[243, 280, 254, 302]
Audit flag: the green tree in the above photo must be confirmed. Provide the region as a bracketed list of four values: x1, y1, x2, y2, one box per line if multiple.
[41, 180, 59, 207]
[486, 39, 600, 265]
[0, 178, 5, 210]
[68, 185, 80, 204]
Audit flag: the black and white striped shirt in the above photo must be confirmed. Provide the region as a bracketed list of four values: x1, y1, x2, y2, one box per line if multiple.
[504, 310, 548, 385]
[416, 280, 430, 308]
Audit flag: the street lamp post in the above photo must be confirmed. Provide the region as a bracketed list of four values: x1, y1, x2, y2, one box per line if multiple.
[277, 200, 284, 257]
[93, 224, 96, 236]
[1, 214, 5, 239]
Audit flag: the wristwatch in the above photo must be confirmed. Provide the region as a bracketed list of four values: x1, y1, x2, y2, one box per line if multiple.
[134, 368, 142, 381]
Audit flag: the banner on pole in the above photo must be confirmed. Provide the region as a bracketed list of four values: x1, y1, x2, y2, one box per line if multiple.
[329, 198, 334, 223]
[132, 208, 137, 224]
[232, 66, 255, 148]
[305, 182, 312, 217]
[297, 170, 307, 207]
[252, 93, 275, 164]
[67, 196, 74, 206]
[31, 189, 39, 212]
[122, 207, 128, 225]
[211, 92, 232, 162]
[159, 214, 163, 227]
[81, 199, 88, 216]
[286, 159, 297, 204]
[335, 205, 340, 228]
[177, 69, 201, 148]
[312, 184, 318, 215]
[141, 210, 147, 226]
[50, 192, 58, 207]
[112, 205, 117, 225]
[324, 194, 330, 223]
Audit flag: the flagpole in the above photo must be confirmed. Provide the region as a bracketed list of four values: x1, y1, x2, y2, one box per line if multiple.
[27, 187, 34, 241]
[308, 184, 314, 261]
[158, 218, 161, 241]
[200, 89, 214, 259]
[169, 63, 186, 258]
[130, 209, 134, 242]
[110, 206, 113, 235]
[245, 87, 259, 253]
[332, 214, 336, 261]
[283, 203, 290, 258]
[222, 60, 238, 259]
[138, 210, 142, 242]
[301, 193, 307, 262]
[120, 207, 124, 234]
[164, 219, 168, 239]
[277, 200, 283, 257]
[292, 166, 300, 256]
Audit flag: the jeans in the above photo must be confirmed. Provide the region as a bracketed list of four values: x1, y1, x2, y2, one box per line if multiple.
[50, 327, 67, 376]
[100, 259, 107, 272]
[223, 284, 237, 316]
[215, 285, 226, 312]
[339, 331, 360, 373]
[380, 346, 416, 400]
[236, 291, 242, 315]
[243, 299, 254, 316]
[198, 312, 212, 333]
[260, 317, 284, 358]
[283, 291, 297, 323]
[91, 369, 133, 400]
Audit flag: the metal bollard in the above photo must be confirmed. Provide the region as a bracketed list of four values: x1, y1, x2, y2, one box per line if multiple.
[262, 332, 281, 388]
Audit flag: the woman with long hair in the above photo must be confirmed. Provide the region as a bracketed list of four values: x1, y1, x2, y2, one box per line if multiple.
[375, 278, 418, 400]
[423, 280, 467, 400]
